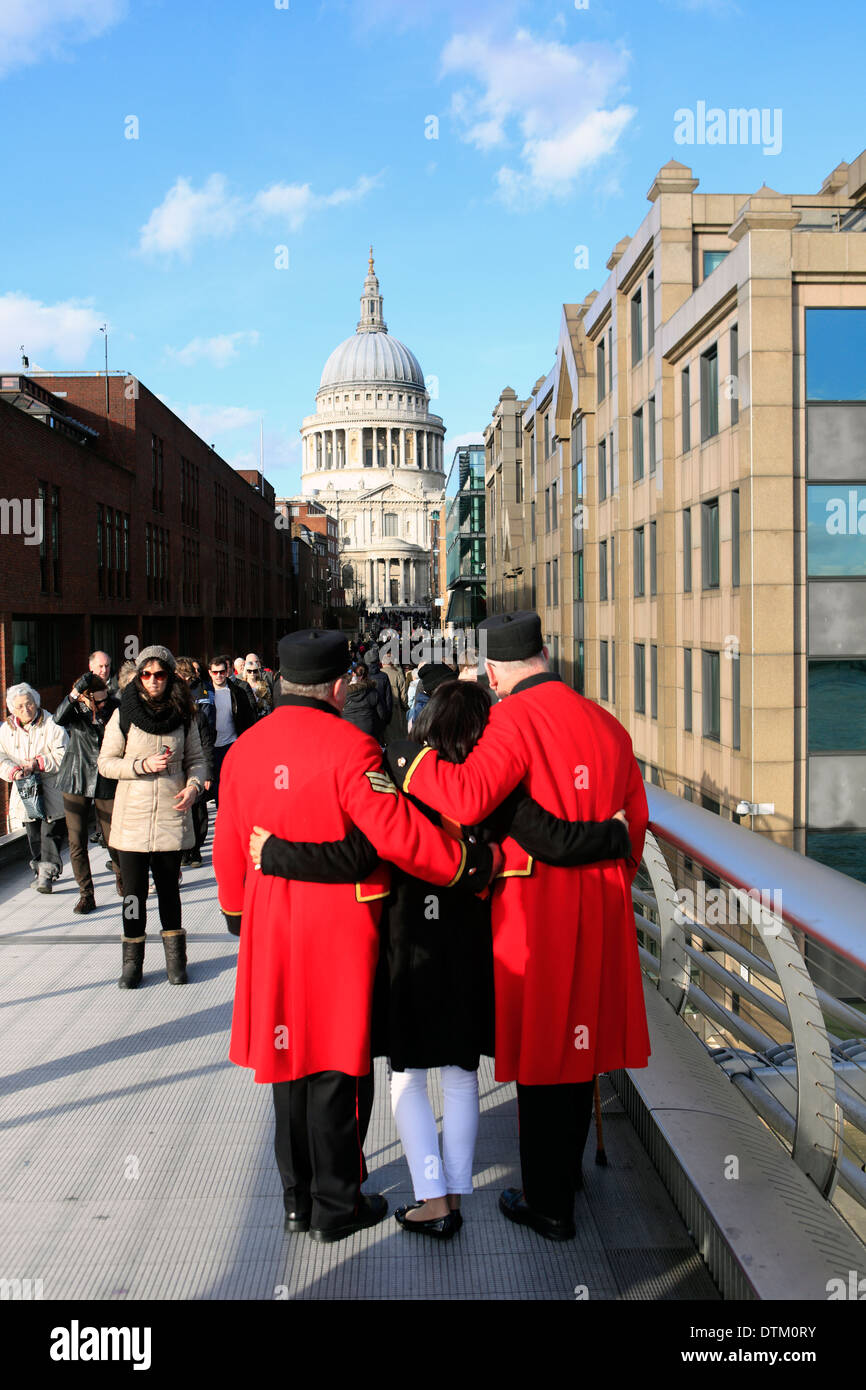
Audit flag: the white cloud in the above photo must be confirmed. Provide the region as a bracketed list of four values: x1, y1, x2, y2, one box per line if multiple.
[0, 292, 105, 367]
[139, 172, 381, 257]
[447, 430, 485, 449]
[0, 0, 126, 79]
[441, 29, 636, 207]
[165, 331, 260, 369]
[139, 175, 244, 258]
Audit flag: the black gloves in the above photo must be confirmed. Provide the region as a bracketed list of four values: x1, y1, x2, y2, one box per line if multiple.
[74, 673, 95, 694]
[223, 911, 241, 937]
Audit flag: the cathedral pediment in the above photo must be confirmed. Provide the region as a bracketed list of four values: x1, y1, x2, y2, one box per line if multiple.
[351, 481, 427, 503]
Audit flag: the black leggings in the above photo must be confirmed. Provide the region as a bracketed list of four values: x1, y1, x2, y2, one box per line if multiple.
[117, 850, 182, 939]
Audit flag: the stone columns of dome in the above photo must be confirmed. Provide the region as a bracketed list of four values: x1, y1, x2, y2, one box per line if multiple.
[399, 429, 405, 469]
[422, 431, 428, 471]
[387, 426, 392, 469]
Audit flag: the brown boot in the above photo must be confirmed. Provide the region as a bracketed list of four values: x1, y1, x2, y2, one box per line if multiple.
[119, 935, 145, 989]
[161, 929, 188, 985]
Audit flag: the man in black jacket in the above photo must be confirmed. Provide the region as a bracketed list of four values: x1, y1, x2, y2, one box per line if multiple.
[176, 657, 215, 866]
[204, 655, 257, 808]
[55, 673, 121, 910]
[362, 647, 393, 743]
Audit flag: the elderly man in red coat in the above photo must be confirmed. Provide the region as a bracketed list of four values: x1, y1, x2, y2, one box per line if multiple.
[386, 610, 650, 1241]
[213, 629, 491, 1244]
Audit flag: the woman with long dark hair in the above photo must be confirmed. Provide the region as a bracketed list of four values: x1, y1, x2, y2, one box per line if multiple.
[248, 678, 631, 1239]
[98, 646, 208, 989]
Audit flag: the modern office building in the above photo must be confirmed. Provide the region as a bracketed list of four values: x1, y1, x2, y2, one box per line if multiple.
[443, 442, 487, 629]
[484, 148, 866, 877]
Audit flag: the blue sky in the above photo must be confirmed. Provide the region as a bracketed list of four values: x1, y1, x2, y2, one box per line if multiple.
[1, 0, 865, 497]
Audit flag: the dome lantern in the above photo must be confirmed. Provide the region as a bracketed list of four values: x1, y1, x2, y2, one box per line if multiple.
[358, 245, 387, 334]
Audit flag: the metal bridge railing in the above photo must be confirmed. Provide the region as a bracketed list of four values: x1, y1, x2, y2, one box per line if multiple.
[636, 786, 866, 1238]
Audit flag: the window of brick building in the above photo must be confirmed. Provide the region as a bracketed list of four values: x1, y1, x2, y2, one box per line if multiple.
[151, 435, 164, 511]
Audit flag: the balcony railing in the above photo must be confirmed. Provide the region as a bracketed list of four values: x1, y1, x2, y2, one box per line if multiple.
[636, 786, 866, 1237]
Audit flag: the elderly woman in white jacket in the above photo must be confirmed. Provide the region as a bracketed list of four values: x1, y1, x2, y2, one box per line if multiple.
[0, 683, 68, 891]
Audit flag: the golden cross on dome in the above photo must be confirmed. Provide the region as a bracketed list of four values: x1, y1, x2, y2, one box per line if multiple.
[368, 245, 374, 274]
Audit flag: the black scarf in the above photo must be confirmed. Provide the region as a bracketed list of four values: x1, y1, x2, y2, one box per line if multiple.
[119, 680, 187, 738]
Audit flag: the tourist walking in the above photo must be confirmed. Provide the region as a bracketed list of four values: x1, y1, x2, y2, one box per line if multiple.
[0, 683, 68, 892]
[175, 658, 214, 868]
[381, 653, 409, 741]
[386, 611, 650, 1241]
[362, 646, 393, 739]
[203, 655, 256, 807]
[342, 662, 381, 739]
[213, 629, 492, 1244]
[98, 647, 207, 989]
[54, 672, 122, 910]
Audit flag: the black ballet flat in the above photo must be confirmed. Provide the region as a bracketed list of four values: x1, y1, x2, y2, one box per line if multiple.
[394, 1202, 463, 1240]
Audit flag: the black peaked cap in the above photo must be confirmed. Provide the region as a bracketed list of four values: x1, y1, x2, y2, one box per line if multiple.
[278, 629, 349, 685]
[480, 611, 543, 661]
[418, 663, 458, 697]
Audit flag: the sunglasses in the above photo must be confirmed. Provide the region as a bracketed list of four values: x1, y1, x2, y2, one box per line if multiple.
[210, 668, 227, 675]
[141, 671, 168, 682]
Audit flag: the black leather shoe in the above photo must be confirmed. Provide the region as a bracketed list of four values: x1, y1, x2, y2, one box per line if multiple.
[395, 1202, 463, 1240]
[308, 1193, 388, 1244]
[284, 1207, 311, 1234]
[498, 1188, 575, 1241]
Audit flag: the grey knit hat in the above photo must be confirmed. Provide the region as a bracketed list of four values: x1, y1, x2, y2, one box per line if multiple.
[135, 645, 176, 673]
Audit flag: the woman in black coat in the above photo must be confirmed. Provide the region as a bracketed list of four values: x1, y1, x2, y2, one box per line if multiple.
[247, 680, 631, 1240]
[341, 663, 382, 740]
[55, 673, 122, 911]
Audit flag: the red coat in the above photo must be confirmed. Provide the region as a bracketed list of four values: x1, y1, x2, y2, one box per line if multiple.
[213, 697, 473, 1083]
[399, 673, 650, 1085]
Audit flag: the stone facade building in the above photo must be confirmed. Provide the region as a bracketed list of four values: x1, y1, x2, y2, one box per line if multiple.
[484, 149, 866, 877]
[298, 251, 445, 614]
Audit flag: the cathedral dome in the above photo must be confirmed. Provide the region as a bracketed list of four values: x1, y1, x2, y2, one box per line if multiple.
[319, 332, 425, 390]
[317, 248, 426, 393]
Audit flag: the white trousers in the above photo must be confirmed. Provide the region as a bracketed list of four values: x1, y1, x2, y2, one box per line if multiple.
[390, 1066, 479, 1199]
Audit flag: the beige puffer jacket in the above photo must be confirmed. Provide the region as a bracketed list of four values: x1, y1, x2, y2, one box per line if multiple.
[98, 710, 207, 853]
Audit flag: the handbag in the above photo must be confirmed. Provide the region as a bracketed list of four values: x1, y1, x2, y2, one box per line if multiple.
[16, 770, 45, 820]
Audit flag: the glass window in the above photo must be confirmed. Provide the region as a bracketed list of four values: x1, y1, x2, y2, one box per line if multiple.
[808, 661, 866, 750]
[531, 567, 536, 606]
[632, 408, 644, 482]
[597, 339, 606, 403]
[553, 556, 559, 604]
[551, 480, 558, 530]
[732, 650, 740, 750]
[530, 431, 536, 483]
[647, 272, 655, 352]
[648, 396, 656, 473]
[610, 533, 615, 601]
[683, 507, 692, 592]
[575, 639, 584, 694]
[703, 250, 729, 278]
[530, 500, 536, 542]
[651, 644, 658, 719]
[600, 640, 609, 701]
[634, 526, 645, 597]
[383, 513, 398, 537]
[684, 648, 692, 732]
[807, 485, 866, 575]
[650, 520, 657, 595]
[574, 550, 583, 601]
[611, 639, 616, 697]
[631, 289, 642, 365]
[608, 328, 613, 394]
[598, 437, 607, 502]
[702, 650, 721, 740]
[730, 325, 739, 426]
[701, 344, 719, 441]
[682, 366, 691, 453]
[634, 643, 646, 713]
[544, 487, 550, 533]
[544, 414, 550, 458]
[609, 431, 616, 494]
[599, 540, 608, 600]
[806, 308, 866, 401]
[702, 498, 720, 588]
[545, 561, 551, 607]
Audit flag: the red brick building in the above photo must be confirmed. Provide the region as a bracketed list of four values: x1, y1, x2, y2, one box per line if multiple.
[0, 370, 297, 719]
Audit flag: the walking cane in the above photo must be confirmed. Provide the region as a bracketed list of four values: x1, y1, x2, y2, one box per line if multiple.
[594, 1075, 608, 1166]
